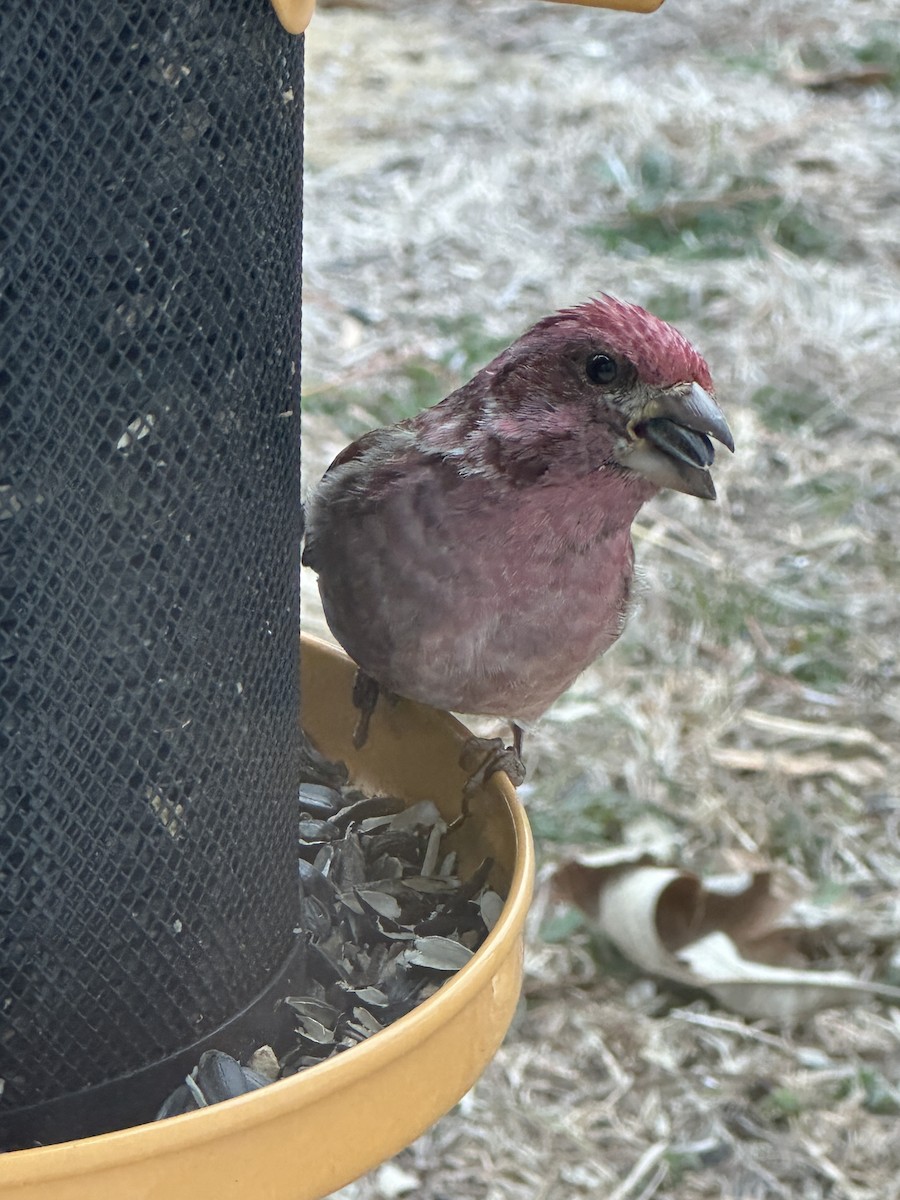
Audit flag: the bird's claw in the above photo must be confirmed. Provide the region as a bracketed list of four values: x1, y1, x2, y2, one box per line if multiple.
[449, 736, 526, 831]
[450, 737, 526, 831]
[459, 736, 527, 796]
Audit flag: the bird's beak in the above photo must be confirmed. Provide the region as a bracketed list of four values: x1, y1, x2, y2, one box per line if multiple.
[615, 382, 734, 500]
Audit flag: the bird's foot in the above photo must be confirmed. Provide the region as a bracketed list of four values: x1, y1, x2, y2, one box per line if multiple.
[351, 670, 381, 749]
[450, 735, 526, 831]
[460, 736, 527, 795]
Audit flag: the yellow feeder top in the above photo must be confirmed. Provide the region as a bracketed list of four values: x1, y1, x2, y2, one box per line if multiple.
[272, 0, 663, 35]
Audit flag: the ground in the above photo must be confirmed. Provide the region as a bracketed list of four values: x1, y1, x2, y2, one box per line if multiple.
[299, 1, 900, 1195]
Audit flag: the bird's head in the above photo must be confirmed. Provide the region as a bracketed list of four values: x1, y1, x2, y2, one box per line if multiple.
[434, 294, 734, 500]
[549, 295, 733, 499]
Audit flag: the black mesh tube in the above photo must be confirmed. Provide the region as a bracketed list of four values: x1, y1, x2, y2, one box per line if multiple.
[1, 0, 303, 1146]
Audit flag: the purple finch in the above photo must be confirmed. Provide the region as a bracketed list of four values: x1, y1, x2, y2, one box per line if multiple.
[303, 296, 732, 783]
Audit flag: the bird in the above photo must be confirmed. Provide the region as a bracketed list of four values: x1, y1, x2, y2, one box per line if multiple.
[302, 295, 733, 798]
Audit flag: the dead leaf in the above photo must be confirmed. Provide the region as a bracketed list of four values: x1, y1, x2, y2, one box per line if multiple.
[553, 853, 900, 1021]
[679, 932, 900, 1021]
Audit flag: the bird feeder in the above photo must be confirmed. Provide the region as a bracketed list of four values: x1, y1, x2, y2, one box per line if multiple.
[0, 635, 534, 1198]
[2, 0, 304, 1151]
[3, 0, 654, 1188]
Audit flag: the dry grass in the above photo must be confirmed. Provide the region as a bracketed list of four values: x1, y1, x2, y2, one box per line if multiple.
[300, 1, 900, 1195]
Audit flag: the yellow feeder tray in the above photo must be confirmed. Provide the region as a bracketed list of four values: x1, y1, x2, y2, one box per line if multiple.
[0, 635, 535, 1200]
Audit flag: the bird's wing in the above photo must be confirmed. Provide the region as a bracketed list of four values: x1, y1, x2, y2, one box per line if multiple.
[302, 424, 427, 571]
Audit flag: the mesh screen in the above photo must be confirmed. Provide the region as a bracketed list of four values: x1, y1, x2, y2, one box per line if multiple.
[1, 0, 303, 1116]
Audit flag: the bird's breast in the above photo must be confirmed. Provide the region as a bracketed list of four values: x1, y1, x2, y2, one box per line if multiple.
[313, 462, 644, 722]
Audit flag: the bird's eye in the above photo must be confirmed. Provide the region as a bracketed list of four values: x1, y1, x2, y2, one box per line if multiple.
[586, 354, 618, 385]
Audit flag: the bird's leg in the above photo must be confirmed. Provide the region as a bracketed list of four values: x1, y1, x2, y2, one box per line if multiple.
[512, 721, 525, 762]
[451, 722, 526, 830]
[351, 669, 381, 749]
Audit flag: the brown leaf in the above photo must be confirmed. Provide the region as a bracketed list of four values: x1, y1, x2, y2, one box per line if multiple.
[679, 933, 900, 1021]
[552, 852, 900, 1021]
